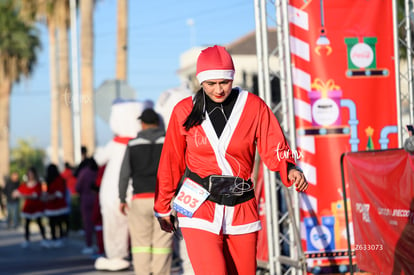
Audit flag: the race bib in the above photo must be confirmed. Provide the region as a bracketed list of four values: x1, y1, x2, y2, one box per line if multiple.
[173, 178, 210, 217]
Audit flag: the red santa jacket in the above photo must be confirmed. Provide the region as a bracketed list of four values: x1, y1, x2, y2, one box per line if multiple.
[45, 176, 69, 216]
[154, 89, 295, 234]
[19, 182, 44, 219]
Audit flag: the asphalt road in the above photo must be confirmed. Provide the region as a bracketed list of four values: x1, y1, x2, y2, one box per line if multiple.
[0, 219, 135, 275]
[0, 219, 267, 275]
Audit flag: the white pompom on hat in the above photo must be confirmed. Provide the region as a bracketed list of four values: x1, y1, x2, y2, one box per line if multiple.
[196, 45, 235, 84]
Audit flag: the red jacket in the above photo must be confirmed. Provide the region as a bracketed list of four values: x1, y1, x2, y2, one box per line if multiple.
[61, 168, 77, 195]
[45, 176, 69, 216]
[19, 182, 44, 219]
[154, 89, 295, 235]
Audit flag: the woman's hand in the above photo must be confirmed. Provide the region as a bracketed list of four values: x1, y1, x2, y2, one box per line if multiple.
[157, 215, 174, 233]
[288, 168, 308, 192]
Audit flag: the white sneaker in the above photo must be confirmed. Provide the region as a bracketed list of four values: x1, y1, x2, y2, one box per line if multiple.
[95, 257, 130, 271]
[107, 258, 130, 271]
[94, 256, 108, 270]
[82, 246, 94, 255]
[21, 241, 29, 248]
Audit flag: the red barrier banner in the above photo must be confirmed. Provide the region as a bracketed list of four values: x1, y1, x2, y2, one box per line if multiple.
[343, 149, 414, 274]
[287, 0, 399, 272]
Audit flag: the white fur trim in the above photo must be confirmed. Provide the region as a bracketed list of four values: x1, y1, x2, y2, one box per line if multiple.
[196, 69, 235, 84]
[222, 205, 262, 234]
[178, 204, 225, 234]
[154, 210, 172, 218]
[202, 88, 248, 176]
[45, 207, 70, 217]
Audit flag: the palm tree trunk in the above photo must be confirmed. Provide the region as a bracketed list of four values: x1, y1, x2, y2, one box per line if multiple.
[49, 22, 60, 165]
[116, 0, 128, 81]
[57, 25, 74, 165]
[80, 0, 95, 154]
[0, 79, 11, 187]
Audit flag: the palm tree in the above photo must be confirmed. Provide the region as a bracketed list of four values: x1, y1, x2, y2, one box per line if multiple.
[17, 0, 73, 165]
[55, 0, 74, 165]
[0, 1, 41, 185]
[48, 18, 59, 164]
[116, 0, 128, 81]
[80, 0, 95, 154]
[26, 1, 59, 165]
[19, 0, 97, 164]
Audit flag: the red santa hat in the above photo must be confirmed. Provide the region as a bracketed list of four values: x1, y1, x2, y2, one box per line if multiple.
[196, 45, 235, 84]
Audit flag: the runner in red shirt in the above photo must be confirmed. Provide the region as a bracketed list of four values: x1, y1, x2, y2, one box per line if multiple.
[155, 45, 308, 274]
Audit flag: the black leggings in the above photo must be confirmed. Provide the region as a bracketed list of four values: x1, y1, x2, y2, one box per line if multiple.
[49, 216, 62, 240]
[61, 213, 69, 237]
[24, 217, 46, 241]
[49, 215, 69, 240]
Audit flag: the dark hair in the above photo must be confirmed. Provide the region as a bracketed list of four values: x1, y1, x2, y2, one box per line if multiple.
[46, 164, 60, 185]
[27, 166, 40, 182]
[85, 157, 99, 172]
[183, 88, 205, 131]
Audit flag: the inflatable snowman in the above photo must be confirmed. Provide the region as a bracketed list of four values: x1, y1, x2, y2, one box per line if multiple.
[94, 98, 152, 271]
[155, 85, 193, 130]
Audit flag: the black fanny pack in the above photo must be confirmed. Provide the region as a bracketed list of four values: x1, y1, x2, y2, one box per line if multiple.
[185, 169, 255, 206]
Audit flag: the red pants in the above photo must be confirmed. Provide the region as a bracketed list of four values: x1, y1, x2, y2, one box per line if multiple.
[181, 228, 258, 275]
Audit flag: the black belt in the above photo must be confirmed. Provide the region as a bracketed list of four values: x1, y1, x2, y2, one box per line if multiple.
[185, 169, 255, 206]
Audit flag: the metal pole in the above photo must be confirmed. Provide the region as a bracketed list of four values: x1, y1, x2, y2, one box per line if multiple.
[254, 0, 265, 100]
[283, 186, 306, 273]
[261, 0, 272, 105]
[70, 0, 81, 165]
[259, 1, 283, 274]
[392, 0, 403, 147]
[406, 0, 414, 124]
[254, 1, 277, 274]
[280, 1, 302, 273]
[275, 0, 289, 132]
[281, 0, 297, 161]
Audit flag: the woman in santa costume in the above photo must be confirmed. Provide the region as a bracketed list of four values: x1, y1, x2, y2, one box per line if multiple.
[14, 167, 48, 248]
[44, 164, 70, 248]
[154, 45, 308, 275]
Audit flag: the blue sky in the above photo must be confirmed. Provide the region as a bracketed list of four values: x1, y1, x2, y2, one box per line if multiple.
[10, 0, 256, 150]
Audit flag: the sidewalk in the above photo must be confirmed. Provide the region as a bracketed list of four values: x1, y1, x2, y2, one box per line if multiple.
[0, 218, 187, 275]
[0, 219, 135, 275]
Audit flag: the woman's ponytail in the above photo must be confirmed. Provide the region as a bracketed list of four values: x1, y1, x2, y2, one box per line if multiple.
[183, 88, 205, 131]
